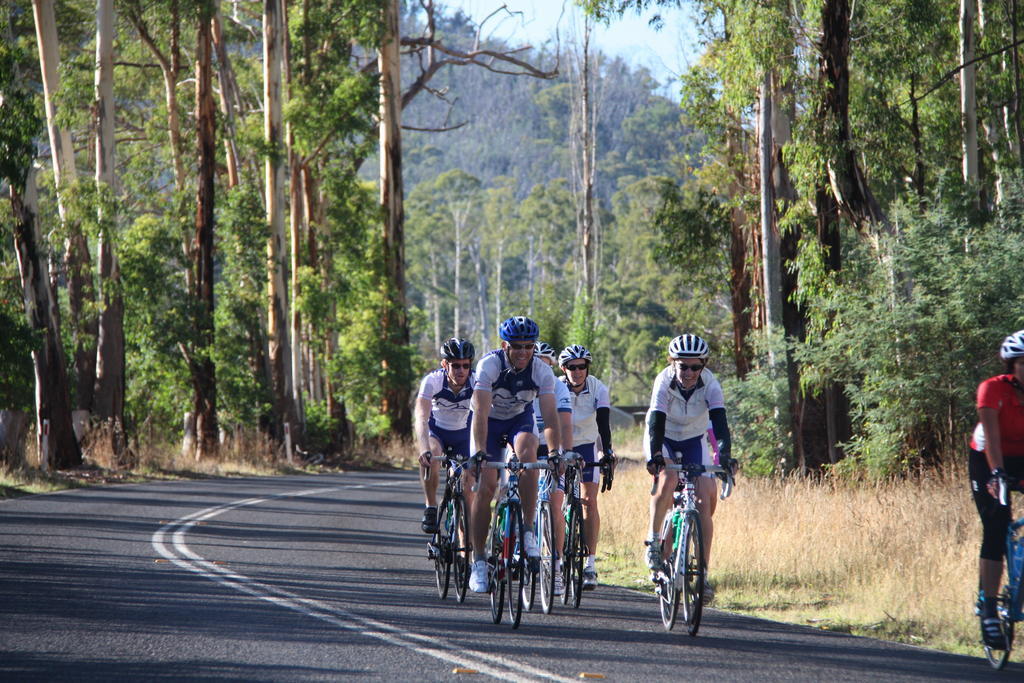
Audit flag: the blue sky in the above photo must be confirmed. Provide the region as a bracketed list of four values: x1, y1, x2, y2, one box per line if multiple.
[443, 0, 700, 97]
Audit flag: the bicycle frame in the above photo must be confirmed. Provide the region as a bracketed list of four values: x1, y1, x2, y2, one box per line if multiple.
[984, 480, 1024, 668]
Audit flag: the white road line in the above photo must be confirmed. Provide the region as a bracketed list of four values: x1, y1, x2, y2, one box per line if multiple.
[151, 479, 574, 682]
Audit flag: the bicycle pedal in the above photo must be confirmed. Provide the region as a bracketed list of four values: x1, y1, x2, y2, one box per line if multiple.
[426, 543, 438, 559]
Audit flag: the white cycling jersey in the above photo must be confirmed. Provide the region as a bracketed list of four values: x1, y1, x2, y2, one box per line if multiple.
[473, 349, 555, 421]
[563, 374, 610, 446]
[417, 368, 474, 431]
[647, 365, 724, 441]
[534, 368, 572, 445]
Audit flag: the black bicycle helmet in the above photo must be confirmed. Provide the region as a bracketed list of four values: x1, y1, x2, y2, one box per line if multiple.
[440, 337, 475, 360]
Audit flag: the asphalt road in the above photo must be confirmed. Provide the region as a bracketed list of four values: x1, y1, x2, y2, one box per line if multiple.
[0, 471, 1018, 681]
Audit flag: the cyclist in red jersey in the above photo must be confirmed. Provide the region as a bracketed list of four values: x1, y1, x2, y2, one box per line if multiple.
[970, 329, 1024, 649]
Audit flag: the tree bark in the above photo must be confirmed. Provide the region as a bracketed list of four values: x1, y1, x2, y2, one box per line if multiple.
[10, 168, 81, 469]
[92, 0, 125, 455]
[961, 0, 979, 183]
[759, 73, 783, 350]
[212, 4, 242, 188]
[191, 4, 218, 459]
[379, 0, 412, 435]
[33, 0, 97, 416]
[264, 0, 297, 442]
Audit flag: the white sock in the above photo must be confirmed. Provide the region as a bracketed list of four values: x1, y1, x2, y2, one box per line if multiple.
[586, 555, 596, 568]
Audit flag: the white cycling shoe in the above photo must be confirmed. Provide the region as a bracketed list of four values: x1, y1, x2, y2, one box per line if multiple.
[469, 560, 489, 593]
[524, 530, 540, 558]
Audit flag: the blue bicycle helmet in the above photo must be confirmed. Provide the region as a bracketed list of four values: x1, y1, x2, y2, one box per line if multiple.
[440, 338, 475, 360]
[498, 316, 540, 342]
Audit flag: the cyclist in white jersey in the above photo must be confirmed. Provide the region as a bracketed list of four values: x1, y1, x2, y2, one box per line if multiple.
[534, 341, 573, 595]
[643, 334, 735, 601]
[558, 344, 616, 589]
[414, 338, 475, 534]
[468, 316, 561, 593]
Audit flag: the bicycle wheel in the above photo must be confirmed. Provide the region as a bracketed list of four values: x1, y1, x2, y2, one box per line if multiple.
[488, 508, 505, 624]
[452, 494, 470, 603]
[567, 501, 585, 609]
[680, 510, 706, 636]
[433, 493, 452, 599]
[538, 502, 555, 614]
[506, 502, 525, 628]
[984, 593, 1014, 669]
[522, 513, 538, 613]
[658, 512, 680, 630]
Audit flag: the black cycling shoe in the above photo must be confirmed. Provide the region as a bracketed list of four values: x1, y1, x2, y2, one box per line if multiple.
[421, 506, 438, 534]
[981, 616, 1008, 649]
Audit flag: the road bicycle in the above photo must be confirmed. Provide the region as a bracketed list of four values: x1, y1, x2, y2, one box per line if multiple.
[523, 449, 555, 614]
[980, 477, 1024, 669]
[474, 448, 549, 628]
[426, 445, 471, 602]
[558, 450, 613, 609]
[651, 460, 734, 637]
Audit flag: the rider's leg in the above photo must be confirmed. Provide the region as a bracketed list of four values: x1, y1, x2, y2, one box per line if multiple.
[471, 468, 499, 561]
[695, 475, 718, 566]
[515, 430, 540, 528]
[649, 470, 675, 539]
[581, 480, 600, 556]
[421, 437, 443, 507]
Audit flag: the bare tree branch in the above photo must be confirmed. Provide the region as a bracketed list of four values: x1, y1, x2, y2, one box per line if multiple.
[402, 121, 469, 133]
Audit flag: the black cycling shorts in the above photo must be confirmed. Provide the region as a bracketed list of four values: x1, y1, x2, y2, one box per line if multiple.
[969, 449, 1024, 561]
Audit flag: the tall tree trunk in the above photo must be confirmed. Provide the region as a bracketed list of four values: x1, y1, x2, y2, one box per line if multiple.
[759, 73, 782, 351]
[284, 0, 304, 432]
[454, 218, 462, 335]
[11, 168, 81, 468]
[572, 17, 597, 299]
[92, 0, 125, 455]
[33, 0, 97, 416]
[961, 0, 979, 184]
[190, 5, 218, 459]
[212, 4, 241, 188]
[379, 0, 412, 435]
[814, 0, 861, 467]
[264, 0, 297, 442]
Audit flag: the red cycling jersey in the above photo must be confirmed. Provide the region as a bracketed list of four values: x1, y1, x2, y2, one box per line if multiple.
[970, 375, 1024, 457]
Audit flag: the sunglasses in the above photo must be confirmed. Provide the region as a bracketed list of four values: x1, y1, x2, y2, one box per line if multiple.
[565, 364, 588, 371]
[447, 361, 472, 370]
[675, 362, 704, 372]
[507, 343, 534, 351]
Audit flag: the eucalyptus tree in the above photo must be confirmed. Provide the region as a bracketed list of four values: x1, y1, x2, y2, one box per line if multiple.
[1, 36, 80, 467]
[32, 0, 97, 416]
[92, 0, 126, 455]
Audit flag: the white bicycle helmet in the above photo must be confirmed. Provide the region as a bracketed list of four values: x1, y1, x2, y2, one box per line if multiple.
[535, 341, 557, 362]
[558, 344, 593, 367]
[1001, 329, 1024, 360]
[668, 334, 709, 360]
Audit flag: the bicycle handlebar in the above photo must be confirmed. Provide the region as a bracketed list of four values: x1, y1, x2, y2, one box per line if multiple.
[998, 476, 1024, 506]
[661, 461, 735, 500]
[470, 459, 551, 493]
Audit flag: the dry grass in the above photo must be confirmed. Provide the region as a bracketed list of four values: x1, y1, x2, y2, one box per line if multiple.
[1, 427, 418, 498]
[597, 458, 983, 655]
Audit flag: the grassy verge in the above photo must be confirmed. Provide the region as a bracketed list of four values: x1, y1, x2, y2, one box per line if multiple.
[596, 457, 982, 655]
[0, 431, 416, 500]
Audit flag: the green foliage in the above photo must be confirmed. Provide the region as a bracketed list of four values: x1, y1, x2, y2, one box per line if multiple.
[0, 306, 37, 411]
[215, 185, 271, 429]
[796, 174, 1024, 474]
[0, 40, 41, 190]
[119, 212, 192, 438]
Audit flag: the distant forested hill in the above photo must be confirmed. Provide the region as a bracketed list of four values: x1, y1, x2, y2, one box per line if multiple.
[375, 8, 701, 200]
